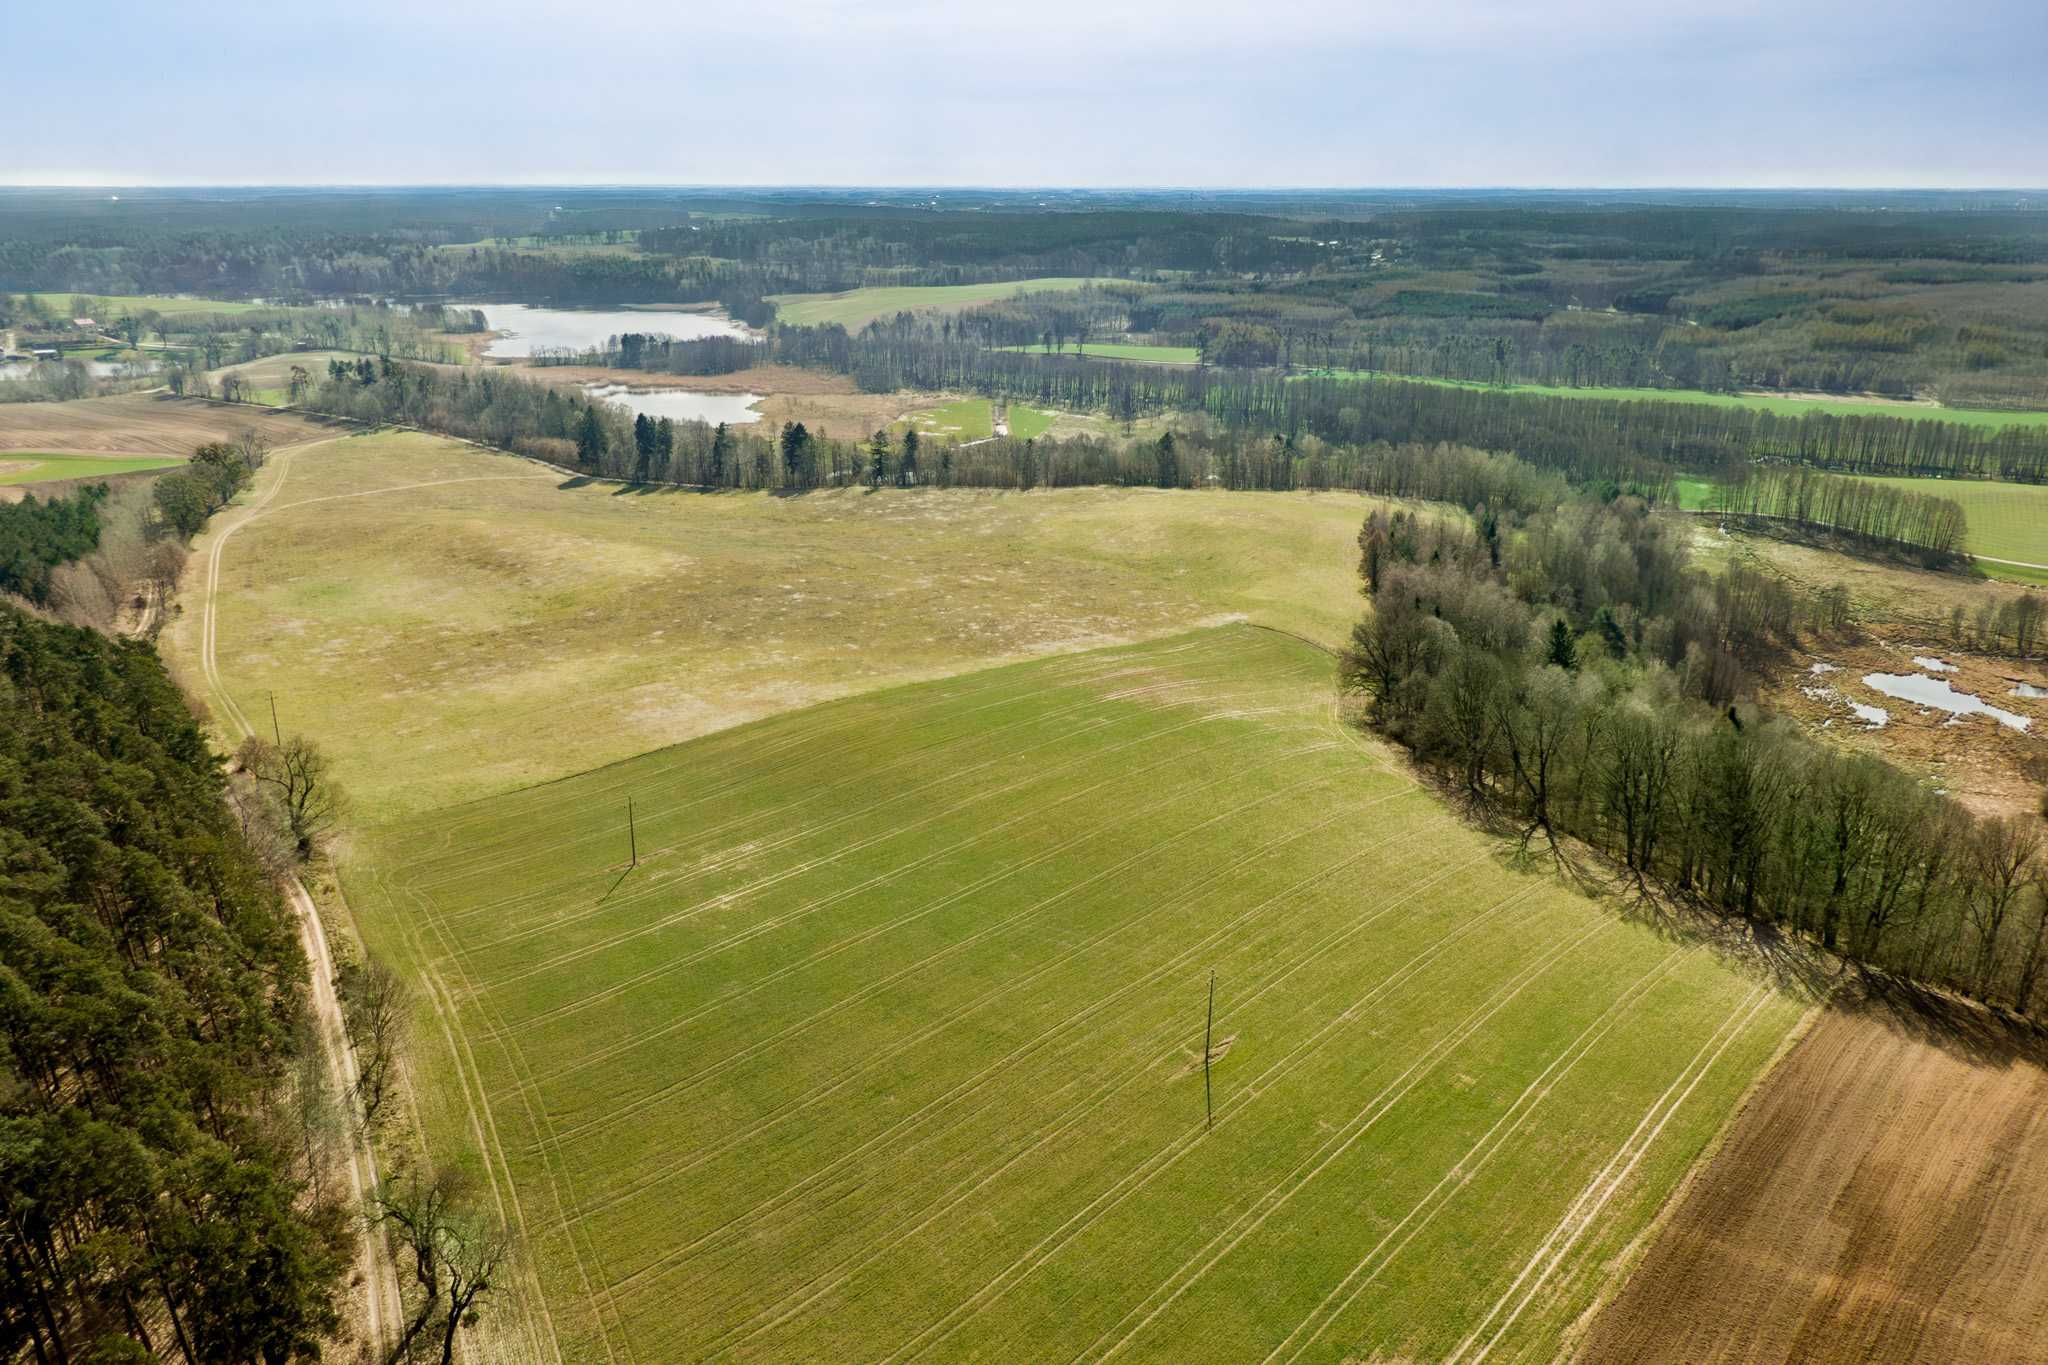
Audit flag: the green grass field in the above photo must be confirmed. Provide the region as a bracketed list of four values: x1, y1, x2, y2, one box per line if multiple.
[343, 626, 1799, 1363]
[0, 451, 185, 485]
[165, 432, 1381, 818]
[1858, 476, 2048, 566]
[1003, 341, 1203, 365]
[1684, 472, 2048, 566]
[768, 279, 1098, 330]
[901, 397, 1057, 441]
[27, 291, 266, 318]
[1292, 369, 2048, 429]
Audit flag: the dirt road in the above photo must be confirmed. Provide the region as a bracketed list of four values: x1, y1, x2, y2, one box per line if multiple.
[1573, 1003, 2048, 1363]
[191, 440, 405, 1352]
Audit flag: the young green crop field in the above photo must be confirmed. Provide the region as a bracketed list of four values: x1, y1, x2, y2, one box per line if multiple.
[1291, 369, 2048, 429]
[1004, 341, 1203, 365]
[767, 278, 1098, 330]
[0, 451, 186, 485]
[164, 431, 1381, 818]
[343, 625, 1800, 1363]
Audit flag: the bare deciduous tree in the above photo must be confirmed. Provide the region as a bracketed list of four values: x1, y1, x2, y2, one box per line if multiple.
[237, 733, 347, 858]
[374, 1168, 512, 1365]
[339, 955, 414, 1128]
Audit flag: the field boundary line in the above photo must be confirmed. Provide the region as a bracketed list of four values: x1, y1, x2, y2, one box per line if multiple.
[544, 751, 1342, 1150]
[514, 723, 1298, 1085]
[1442, 986, 1778, 1365]
[1076, 917, 1619, 1364]
[462, 685, 1274, 963]
[1254, 948, 1702, 1364]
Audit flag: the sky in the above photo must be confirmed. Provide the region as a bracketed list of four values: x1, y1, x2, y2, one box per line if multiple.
[7, 0, 2045, 187]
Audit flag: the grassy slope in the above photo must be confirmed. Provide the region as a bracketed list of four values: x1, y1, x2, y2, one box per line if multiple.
[767, 278, 1096, 329]
[162, 431, 1376, 818]
[1293, 369, 2048, 429]
[0, 452, 185, 485]
[343, 626, 1799, 1363]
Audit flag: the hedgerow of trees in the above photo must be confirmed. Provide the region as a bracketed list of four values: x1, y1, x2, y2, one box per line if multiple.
[1341, 472, 2048, 1014]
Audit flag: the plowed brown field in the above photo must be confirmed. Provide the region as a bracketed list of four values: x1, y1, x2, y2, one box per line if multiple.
[1574, 1004, 2048, 1363]
[0, 394, 341, 455]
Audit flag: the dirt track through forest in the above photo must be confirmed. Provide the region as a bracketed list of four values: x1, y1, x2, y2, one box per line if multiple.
[1573, 1005, 2048, 1363]
[191, 440, 432, 1359]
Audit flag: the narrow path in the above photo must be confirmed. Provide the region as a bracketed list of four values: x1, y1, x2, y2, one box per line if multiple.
[191, 439, 405, 1352]
[1975, 553, 2048, 572]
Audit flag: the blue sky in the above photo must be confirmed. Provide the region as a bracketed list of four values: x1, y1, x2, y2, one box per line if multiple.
[7, 0, 2044, 186]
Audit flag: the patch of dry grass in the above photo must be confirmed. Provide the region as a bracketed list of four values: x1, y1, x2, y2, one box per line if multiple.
[162, 430, 1377, 817]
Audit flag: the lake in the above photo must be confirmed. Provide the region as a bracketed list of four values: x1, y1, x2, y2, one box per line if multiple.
[463, 304, 750, 358]
[584, 384, 765, 426]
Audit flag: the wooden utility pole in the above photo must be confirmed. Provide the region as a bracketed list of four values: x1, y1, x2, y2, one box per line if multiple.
[268, 691, 282, 745]
[1204, 970, 1215, 1132]
[627, 797, 638, 868]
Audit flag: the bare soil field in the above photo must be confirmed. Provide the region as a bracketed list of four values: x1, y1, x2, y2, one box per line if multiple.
[1573, 1003, 2048, 1363]
[0, 394, 344, 455]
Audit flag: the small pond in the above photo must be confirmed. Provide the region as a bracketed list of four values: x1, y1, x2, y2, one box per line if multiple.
[583, 385, 765, 426]
[1862, 672, 2032, 732]
[461, 303, 750, 358]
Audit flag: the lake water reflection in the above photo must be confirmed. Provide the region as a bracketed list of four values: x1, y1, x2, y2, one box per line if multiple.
[583, 384, 765, 426]
[463, 303, 749, 357]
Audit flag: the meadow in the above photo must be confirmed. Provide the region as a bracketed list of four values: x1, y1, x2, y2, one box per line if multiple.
[0, 451, 185, 485]
[1005, 341, 1203, 364]
[27, 290, 267, 317]
[901, 396, 1057, 441]
[163, 430, 1380, 817]
[1857, 475, 2048, 566]
[1293, 369, 2048, 429]
[343, 625, 1801, 1363]
[1682, 471, 2048, 567]
[767, 278, 1097, 329]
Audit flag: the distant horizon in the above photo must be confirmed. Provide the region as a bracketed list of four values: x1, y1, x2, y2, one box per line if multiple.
[4, 182, 2045, 195]
[8, 0, 2043, 188]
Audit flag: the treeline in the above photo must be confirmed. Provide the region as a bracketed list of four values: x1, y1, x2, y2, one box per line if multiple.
[657, 315, 2048, 487]
[0, 606, 347, 1362]
[1343, 485, 2048, 1015]
[296, 358, 1590, 498]
[0, 484, 105, 601]
[1709, 465, 1969, 561]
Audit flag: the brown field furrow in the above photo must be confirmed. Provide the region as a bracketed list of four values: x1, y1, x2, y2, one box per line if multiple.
[1573, 1004, 2048, 1364]
[0, 394, 343, 454]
